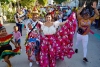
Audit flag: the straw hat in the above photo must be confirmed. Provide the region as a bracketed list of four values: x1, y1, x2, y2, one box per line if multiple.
[32, 7, 39, 14]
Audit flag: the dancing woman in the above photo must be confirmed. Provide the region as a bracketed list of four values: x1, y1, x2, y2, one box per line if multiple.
[75, 1, 99, 62]
[39, 13, 77, 67]
[0, 25, 20, 67]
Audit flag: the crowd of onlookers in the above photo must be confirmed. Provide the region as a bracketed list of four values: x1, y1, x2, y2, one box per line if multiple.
[93, 9, 100, 29]
[13, 5, 100, 31]
[14, 5, 75, 35]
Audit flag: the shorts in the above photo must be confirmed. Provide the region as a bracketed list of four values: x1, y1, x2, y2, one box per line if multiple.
[15, 39, 21, 44]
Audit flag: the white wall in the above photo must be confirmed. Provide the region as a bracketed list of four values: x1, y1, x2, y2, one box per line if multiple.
[48, 0, 54, 5]
[62, 0, 79, 8]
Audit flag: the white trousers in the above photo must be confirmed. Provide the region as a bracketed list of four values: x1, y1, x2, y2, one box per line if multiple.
[75, 33, 88, 57]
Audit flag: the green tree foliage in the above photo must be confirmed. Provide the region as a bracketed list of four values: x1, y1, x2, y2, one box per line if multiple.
[54, 0, 68, 4]
[20, 0, 36, 7]
[0, 0, 10, 4]
[0, 0, 17, 5]
[38, 0, 48, 6]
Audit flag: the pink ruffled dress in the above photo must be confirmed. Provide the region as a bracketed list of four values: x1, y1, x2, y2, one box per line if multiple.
[40, 12, 77, 67]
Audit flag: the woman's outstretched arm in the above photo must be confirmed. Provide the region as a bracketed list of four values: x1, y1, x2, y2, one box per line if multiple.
[77, 1, 86, 20]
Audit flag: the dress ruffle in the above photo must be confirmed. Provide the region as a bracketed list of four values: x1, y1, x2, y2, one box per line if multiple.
[0, 34, 20, 60]
[0, 34, 13, 46]
[0, 47, 20, 60]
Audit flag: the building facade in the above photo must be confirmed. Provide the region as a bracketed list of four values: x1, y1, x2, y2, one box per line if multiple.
[62, 0, 99, 8]
[79, 0, 98, 7]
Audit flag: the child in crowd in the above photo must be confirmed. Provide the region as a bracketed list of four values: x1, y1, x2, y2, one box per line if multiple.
[13, 26, 22, 51]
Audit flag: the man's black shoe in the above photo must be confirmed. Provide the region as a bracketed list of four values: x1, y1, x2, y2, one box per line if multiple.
[75, 49, 78, 53]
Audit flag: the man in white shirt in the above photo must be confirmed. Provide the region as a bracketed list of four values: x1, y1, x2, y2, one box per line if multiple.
[23, 13, 43, 67]
[23, 13, 43, 34]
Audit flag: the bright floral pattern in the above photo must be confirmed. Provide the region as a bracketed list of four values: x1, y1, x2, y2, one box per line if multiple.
[39, 12, 77, 67]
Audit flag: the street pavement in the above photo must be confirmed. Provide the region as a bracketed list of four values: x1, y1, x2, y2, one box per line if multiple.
[0, 23, 100, 67]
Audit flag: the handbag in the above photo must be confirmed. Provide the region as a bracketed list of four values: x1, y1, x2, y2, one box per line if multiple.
[77, 27, 87, 35]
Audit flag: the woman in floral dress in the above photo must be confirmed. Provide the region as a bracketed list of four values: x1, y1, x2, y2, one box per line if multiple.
[39, 12, 77, 67]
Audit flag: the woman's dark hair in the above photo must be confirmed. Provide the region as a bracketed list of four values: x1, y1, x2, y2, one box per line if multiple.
[46, 13, 59, 21]
[45, 13, 57, 21]
[54, 17, 58, 21]
[45, 13, 54, 19]
[46, 13, 52, 17]
[0, 26, 5, 31]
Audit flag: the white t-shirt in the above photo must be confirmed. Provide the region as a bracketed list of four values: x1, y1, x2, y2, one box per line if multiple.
[14, 13, 24, 23]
